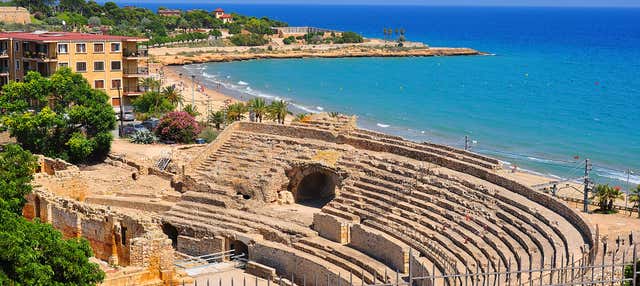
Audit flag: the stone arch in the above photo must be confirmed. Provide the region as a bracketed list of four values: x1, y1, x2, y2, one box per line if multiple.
[230, 240, 248, 259]
[161, 222, 178, 249]
[286, 163, 344, 207]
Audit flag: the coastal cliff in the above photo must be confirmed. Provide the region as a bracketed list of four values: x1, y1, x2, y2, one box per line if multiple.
[151, 46, 484, 65]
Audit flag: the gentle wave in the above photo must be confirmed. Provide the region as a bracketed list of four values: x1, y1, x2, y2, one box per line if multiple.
[237, 81, 249, 86]
[377, 123, 390, 128]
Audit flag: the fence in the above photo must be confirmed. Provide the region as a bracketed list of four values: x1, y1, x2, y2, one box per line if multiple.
[173, 245, 639, 286]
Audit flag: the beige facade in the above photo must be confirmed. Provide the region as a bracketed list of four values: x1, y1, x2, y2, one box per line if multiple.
[0, 32, 148, 107]
[0, 7, 31, 24]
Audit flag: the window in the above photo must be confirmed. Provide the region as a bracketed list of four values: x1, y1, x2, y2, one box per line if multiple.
[93, 43, 104, 53]
[94, 80, 105, 89]
[76, 43, 86, 53]
[76, 62, 87, 72]
[15, 60, 19, 71]
[94, 61, 104, 71]
[58, 62, 69, 68]
[111, 79, 121, 89]
[112, 97, 121, 106]
[110, 43, 121, 52]
[14, 42, 19, 52]
[58, 44, 68, 54]
[110, 61, 121, 71]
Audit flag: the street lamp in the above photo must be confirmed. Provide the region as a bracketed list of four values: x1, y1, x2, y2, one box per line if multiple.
[116, 81, 124, 138]
[191, 74, 196, 107]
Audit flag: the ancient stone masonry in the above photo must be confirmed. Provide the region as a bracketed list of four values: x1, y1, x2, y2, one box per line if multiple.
[23, 154, 181, 286]
[163, 113, 596, 285]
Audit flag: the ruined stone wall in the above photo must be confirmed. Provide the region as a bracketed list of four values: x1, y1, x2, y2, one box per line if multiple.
[250, 240, 353, 286]
[176, 235, 225, 256]
[0, 7, 30, 24]
[313, 212, 351, 244]
[349, 224, 410, 273]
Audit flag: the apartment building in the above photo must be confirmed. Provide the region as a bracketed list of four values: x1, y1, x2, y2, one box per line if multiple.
[0, 31, 148, 107]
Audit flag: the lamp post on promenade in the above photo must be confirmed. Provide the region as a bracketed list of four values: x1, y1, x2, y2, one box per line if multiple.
[191, 74, 196, 107]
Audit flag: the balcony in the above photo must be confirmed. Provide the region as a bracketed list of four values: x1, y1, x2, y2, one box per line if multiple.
[0, 66, 9, 75]
[123, 49, 148, 59]
[123, 67, 149, 78]
[0, 50, 8, 58]
[123, 86, 145, 96]
[23, 51, 57, 62]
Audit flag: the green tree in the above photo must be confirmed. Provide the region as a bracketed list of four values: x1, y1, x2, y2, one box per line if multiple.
[139, 77, 161, 93]
[0, 69, 116, 163]
[591, 184, 623, 213]
[248, 98, 267, 122]
[182, 104, 200, 117]
[161, 85, 183, 106]
[0, 144, 38, 214]
[208, 110, 226, 130]
[131, 91, 175, 117]
[267, 100, 290, 124]
[0, 144, 104, 285]
[225, 102, 247, 122]
[631, 184, 640, 218]
[340, 31, 364, 43]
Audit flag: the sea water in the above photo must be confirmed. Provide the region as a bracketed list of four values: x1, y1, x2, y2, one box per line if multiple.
[128, 3, 640, 186]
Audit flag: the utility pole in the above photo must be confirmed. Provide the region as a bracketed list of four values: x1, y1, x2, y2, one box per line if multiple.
[583, 159, 592, 213]
[191, 74, 196, 107]
[626, 169, 631, 215]
[464, 135, 470, 151]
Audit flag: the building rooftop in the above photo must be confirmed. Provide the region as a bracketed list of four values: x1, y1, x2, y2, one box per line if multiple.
[0, 31, 147, 42]
[220, 14, 233, 19]
[214, 8, 224, 12]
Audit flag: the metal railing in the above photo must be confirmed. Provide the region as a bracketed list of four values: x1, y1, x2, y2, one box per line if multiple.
[123, 49, 148, 57]
[124, 67, 149, 76]
[171, 245, 639, 286]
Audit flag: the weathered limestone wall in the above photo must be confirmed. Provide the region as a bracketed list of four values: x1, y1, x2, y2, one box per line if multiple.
[177, 235, 225, 256]
[0, 7, 30, 24]
[349, 224, 410, 273]
[250, 240, 353, 286]
[409, 252, 433, 286]
[313, 212, 350, 244]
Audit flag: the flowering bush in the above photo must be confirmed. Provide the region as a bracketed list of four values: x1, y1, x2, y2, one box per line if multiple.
[155, 111, 201, 143]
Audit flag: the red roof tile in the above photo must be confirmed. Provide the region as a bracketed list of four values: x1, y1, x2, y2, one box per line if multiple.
[214, 8, 224, 12]
[0, 31, 147, 42]
[220, 14, 233, 18]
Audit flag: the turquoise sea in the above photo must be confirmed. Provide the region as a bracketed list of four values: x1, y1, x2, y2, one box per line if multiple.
[136, 4, 640, 186]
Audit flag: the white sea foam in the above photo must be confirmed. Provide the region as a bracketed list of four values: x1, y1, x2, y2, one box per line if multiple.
[238, 81, 249, 86]
[596, 167, 640, 185]
[316, 106, 324, 111]
[377, 123, 390, 128]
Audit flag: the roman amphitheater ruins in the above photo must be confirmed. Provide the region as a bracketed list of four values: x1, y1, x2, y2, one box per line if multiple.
[22, 114, 638, 286]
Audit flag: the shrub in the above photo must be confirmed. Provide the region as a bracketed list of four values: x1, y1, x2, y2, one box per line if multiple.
[66, 133, 95, 163]
[283, 36, 295, 45]
[230, 33, 268, 46]
[130, 130, 157, 144]
[341, 31, 364, 43]
[199, 127, 219, 143]
[155, 111, 201, 143]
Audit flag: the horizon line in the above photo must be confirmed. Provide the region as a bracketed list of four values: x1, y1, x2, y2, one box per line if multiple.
[104, 1, 640, 8]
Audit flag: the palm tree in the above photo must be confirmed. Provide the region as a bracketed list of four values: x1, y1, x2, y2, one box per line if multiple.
[591, 184, 624, 213]
[225, 102, 247, 122]
[293, 113, 309, 123]
[208, 110, 225, 130]
[139, 77, 161, 93]
[183, 104, 200, 117]
[631, 184, 640, 218]
[267, 100, 291, 124]
[247, 98, 268, 123]
[162, 85, 183, 107]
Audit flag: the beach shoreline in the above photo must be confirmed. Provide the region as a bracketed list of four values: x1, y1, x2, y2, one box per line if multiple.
[150, 43, 484, 66]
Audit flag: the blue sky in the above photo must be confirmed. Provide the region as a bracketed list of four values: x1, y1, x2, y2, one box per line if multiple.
[118, 0, 640, 7]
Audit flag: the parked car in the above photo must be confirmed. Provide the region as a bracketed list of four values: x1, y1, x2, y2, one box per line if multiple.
[123, 112, 135, 121]
[141, 118, 160, 131]
[120, 124, 148, 137]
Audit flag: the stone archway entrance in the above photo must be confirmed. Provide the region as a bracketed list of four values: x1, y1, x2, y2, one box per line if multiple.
[161, 223, 178, 249]
[287, 164, 342, 208]
[230, 240, 248, 259]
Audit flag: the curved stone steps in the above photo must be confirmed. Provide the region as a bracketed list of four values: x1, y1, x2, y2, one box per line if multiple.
[299, 236, 396, 283]
[340, 185, 491, 273]
[352, 158, 562, 268]
[330, 194, 474, 276]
